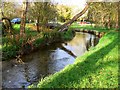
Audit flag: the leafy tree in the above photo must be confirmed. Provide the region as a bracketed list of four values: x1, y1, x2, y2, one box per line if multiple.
[0, 1, 25, 19]
[57, 5, 72, 22]
[87, 2, 119, 29]
[0, 2, 16, 19]
[28, 1, 57, 32]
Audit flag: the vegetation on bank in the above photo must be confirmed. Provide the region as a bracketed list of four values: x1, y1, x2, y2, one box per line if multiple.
[29, 30, 119, 88]
[2, 24, 74, 61]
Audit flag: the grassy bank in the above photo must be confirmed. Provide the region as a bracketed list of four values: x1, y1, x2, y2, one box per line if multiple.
[29, 30, 119, 88]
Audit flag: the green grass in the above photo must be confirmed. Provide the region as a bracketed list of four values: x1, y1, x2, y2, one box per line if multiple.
[69, 22, 118, 32]
[13, 24, 38, 36]
[29, 30, 119, 88]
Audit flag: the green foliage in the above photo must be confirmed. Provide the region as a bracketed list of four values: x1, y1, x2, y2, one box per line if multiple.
[61, 30, 74, 40]
[2, 45, 20, 60]
[29, 30, 119, 88]
[13, 24, 38, 36]
[57, 5, 72, 22]
[33, 38, 44, 48]
[1, 2, 16, 19]
[28, 2, 57, 25]
[2, 28, 74, 61]
[2, 36, 25, 60]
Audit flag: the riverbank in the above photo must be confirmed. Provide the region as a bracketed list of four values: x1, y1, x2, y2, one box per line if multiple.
[2, 25, 75, 61]
[29, 30, 119, 88]
[3, 32, 97, 88]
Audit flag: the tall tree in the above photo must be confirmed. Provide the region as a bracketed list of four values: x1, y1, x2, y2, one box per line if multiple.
[20, 0, 28, 37]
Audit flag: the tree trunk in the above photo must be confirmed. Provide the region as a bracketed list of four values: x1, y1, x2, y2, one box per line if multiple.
[59, 4, 89, 32]
[118, 1, 120, 30]
[101, 15, 105, 27]
[107, 16, 110, 29]
[2, 12, 13, 35]
[116, 2, 119, 30]
[36, 17, 40, 33]
[115, 13, 118, 29]
[20, 1, 28, 37]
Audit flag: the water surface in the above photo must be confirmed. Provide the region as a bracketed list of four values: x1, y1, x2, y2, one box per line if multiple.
[2, 32, 99, 88]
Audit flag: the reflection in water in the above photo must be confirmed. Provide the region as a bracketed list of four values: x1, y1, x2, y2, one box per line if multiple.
[85, 34, 99, 51]
[63, 32, 87, 56]
[2, 32, 99, 88]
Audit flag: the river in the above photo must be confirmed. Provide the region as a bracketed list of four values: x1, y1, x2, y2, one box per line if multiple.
[2, 32, 99, 88]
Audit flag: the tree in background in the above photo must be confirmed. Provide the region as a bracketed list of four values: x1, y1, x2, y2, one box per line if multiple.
[28, 1, 57, 32]
[59, 4, 89, 31]
[0, 2, 16, 19]
[57, 5, 72, 22]
[0, 2, 14, 35]
[87, 2, 119, 29]
[0, 1, 25, 19]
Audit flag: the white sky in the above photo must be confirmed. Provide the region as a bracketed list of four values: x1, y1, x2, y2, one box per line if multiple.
[2, 0, 87, 8]
[2, 0, 87, 16]
[52, 0, 87, 16]
[52, 0, 87, 8]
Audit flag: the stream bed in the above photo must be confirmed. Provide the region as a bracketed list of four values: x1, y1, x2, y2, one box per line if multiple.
[2, 32, 99, 88]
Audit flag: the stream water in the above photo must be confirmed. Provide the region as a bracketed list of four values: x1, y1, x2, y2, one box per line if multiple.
[2, 32, 99, 88]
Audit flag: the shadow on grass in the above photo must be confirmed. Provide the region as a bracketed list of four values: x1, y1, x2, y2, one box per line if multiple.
[37, 36, 118, 88]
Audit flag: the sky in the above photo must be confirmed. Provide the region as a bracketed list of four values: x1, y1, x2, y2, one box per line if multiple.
[2, 0, 87, 16]
[2, 0, 119, 2]
[2, 0, 87, 8]
[52, 0, 87, 16]
[52, 0, 87, 9]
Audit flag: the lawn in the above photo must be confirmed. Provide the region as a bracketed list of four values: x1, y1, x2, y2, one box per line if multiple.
[69, 22, 117, 32]
[29, 29, 119, 88]
[13, 23, 38, 36]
